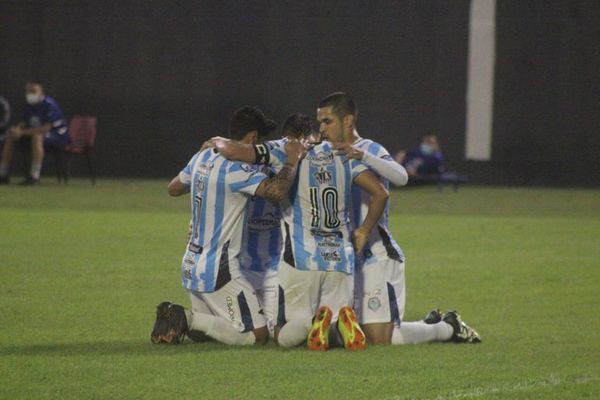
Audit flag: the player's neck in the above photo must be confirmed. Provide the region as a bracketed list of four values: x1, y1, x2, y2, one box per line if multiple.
[346, 129, 361, 144]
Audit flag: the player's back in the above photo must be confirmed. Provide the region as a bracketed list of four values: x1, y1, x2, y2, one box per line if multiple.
[179, 148, 267, 292]
[239, 193, 282, 272]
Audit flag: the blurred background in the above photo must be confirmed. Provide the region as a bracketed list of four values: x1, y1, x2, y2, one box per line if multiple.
[1, 0, 598, 186]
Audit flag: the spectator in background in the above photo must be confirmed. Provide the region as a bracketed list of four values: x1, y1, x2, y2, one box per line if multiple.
[396, 134, 467, 189]
[0, 95, 10, 144]
[398, 134, 444, 179]
[0, 80, 69, 185]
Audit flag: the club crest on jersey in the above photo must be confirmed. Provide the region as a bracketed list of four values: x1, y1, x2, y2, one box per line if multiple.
[197, 161, 214, 175]
[368, 297, 382, 311]
[307, 151, 334, 166]
[314, 168, 333, 185]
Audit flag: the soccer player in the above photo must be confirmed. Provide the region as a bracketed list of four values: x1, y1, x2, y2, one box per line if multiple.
[151, 106, 305, 346]
[205, 113, 390, 351]
[0, 80, 69, 185]
[320, 92, 481, 344]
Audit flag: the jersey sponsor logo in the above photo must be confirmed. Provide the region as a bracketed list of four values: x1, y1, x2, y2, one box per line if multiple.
[320, 249, 341, 262]
[316, 234, 341, 248]
[314, 168, 333, 185]
[240, 163, 256, 173]
[226, 296, 236, 321]
[188, 243, 203, 254]
[306, 151, 334, 166]
[247, 212, 280, 231]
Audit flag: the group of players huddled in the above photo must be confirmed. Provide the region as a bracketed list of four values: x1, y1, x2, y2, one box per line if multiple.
[151, 92, 481, 350]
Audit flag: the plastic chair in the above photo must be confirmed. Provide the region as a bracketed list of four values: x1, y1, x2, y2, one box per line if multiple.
[61, 116, 97, 184]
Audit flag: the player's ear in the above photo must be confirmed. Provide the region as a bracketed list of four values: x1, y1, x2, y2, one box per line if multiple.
[343, 114, 355, 129]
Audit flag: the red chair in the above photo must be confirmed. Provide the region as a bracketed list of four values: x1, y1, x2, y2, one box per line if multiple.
[61, 116, 97, 184]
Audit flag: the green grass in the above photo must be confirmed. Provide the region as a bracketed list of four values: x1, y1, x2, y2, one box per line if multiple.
[1, 180, 599, 399]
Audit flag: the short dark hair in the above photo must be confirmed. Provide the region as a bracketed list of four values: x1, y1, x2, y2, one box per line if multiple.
[229, 106, 276, 140]
[26, 79, 43, 87]
[318, 92, 357, 120]
[281, 113, 314, 139]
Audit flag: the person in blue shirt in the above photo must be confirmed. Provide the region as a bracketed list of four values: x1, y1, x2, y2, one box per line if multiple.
[402, 134, 445, 179]
[0, 80, 69, 185]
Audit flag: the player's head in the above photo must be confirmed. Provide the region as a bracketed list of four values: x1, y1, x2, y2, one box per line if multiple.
[281, 113, 315, 140]
[316, 92, 357, 142]
[229, 106, 276, 144]
[25, 79, 44, 105]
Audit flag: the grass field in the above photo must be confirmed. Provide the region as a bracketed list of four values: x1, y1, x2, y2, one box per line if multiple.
[1, 180, 599, 399]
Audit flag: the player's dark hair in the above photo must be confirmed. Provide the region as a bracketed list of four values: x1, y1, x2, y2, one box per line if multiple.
[318, 92, 357, 121]
[229, 106, 276, 140]
[281, 113, 314, 139]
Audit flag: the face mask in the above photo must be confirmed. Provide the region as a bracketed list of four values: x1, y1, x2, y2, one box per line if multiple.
[420, 143, 433, 155]
[25, 93, 41, 105]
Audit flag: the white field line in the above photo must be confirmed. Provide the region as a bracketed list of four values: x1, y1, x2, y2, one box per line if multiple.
[387, 375, 600, 400]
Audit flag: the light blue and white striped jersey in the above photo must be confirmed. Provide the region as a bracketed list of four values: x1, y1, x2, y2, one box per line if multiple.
[239, 169, 282, 272]
[351, 138, 405, 267]
[178, 148, 268, 292]
[266, 139, 367, 274]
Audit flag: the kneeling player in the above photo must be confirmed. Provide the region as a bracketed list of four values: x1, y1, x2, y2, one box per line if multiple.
[151, 107, 304, 346]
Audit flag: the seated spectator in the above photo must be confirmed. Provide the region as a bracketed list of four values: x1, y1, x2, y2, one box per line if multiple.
[0, 80, 69, 185]
[401, 134, 444, 178]
[396, 134, 467, 189]
[0, 95, 10, 144]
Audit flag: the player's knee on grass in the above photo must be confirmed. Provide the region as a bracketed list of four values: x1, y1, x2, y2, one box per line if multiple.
[362, 322, 393, 345]
[253, 326, 269, 345]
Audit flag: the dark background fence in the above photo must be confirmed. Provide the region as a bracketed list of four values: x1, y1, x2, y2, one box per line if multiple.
[1, 1, 598, 186]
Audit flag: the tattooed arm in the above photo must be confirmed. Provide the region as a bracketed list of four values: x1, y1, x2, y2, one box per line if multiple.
[254, 139, 305, 203]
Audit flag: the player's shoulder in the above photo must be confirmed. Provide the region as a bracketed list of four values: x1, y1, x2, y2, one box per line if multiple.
[355, 137, 385, 152]
[265, 138, 288, 150]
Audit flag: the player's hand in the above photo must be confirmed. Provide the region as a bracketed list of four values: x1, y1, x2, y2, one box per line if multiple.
[352, 227, 370, 254]
[284, 139, 307, 166]
[187, 222, 192, 241]
[333, 142, 364, 161]
[200, 136, 228, 152]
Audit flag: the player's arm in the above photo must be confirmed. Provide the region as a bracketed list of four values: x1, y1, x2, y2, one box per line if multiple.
[201, 137, 260, 164]
[351, 169, 389, 253]
[167, 175, 189, 196]
[334, 142, 408, 186]
[253, 139, 304, 203]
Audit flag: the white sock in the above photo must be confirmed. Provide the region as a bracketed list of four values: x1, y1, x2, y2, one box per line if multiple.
[30, 163, 42, 180]
[0, 162, 8, 177]
[188, 312, 255, 346]
[391, 321, 453, 345]
[277, 318, 312, 348]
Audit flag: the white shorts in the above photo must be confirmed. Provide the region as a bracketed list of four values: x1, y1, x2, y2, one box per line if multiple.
[276, 261, 353, 326]
[241, 268, 278, 336]
[354, 259, 405, 325]
[187, 276, 267, 333]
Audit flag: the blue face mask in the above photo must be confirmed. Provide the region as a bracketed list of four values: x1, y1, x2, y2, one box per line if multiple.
[420, 143, 433, 155]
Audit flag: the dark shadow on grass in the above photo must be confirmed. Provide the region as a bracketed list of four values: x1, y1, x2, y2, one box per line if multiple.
[0, 340, 281, 357]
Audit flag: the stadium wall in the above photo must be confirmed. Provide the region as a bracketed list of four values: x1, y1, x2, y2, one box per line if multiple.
[1, 1, 598, 186]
